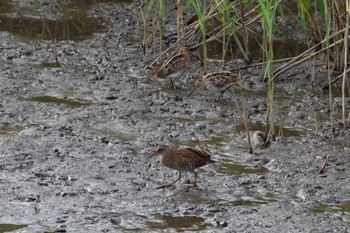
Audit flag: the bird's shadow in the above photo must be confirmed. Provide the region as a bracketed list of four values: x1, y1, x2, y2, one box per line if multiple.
[155, 183, 200, 191]
[156, 184, 174, 189]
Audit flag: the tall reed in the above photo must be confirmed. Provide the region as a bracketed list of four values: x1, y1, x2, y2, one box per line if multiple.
[258, 0, 280, 140]
[133, 0, 155, 54]
[237, 73, 253, 153]
[293, 0, 349, 127]
[342, 1, 349, 127]
[187, 0, 208, 72]
[215, 0, 232, 67]
[157, 0, 165, 52]
[324, 1, 335, 132]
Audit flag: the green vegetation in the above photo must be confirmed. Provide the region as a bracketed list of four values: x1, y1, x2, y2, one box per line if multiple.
[133, 0, 350, 137]
[187, 0, 208, 72]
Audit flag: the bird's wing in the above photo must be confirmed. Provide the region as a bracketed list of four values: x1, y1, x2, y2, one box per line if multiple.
[184, 148, 215, 164]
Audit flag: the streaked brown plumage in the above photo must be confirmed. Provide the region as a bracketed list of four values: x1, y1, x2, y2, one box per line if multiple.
[149, 146, 215, 188]
[151, 46, 191, 88]
[188, 71, 238, 97]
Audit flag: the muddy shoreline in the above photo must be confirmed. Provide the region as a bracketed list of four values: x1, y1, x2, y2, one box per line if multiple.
[0, 1, 349, 232]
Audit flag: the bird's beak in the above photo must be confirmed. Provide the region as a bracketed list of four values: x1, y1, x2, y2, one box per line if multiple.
[148, 151, 160, 159]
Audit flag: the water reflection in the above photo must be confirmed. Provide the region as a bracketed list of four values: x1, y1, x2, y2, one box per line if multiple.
[21, 95, 93, 108]
[0, 224, 28, 232]
[148, 214, 211, 231]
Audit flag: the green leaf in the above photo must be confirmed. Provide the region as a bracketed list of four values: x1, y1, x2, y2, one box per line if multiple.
[316, 0, 326, 22]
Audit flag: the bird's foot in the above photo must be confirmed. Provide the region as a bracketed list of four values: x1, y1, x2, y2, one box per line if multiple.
[170, 78, 179, 89]
[171, 83, 179, 89]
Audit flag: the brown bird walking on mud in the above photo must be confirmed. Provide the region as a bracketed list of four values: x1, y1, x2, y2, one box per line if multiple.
[149, 146, 215, 189]
[151, 46, 191, 88]
[188, 71, 239, 97]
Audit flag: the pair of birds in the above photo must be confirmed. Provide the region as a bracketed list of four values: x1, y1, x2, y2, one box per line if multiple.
[150, 46, 239, 97]
[149, 131, 269, 189]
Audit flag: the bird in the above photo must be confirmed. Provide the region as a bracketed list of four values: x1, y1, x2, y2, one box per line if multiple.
[151, 46, 191, 88]
[149, 146, 215, 189]
[187, 71, 239, 97]
[251, 130, 270, 149]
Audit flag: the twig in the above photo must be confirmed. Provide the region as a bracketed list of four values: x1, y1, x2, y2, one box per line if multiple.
[318, 155, 329, 174]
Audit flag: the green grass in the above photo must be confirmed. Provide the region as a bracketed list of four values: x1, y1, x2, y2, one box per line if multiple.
[135, 0, 350, 129]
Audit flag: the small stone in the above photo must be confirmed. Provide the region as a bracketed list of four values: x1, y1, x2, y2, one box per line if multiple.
[110, 218, 121, 225]
[217, 221, 228, 228]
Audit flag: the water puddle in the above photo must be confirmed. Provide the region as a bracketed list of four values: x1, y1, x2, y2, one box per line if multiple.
[148, 214, 211, 231]
[0, 179, 12, 184]
[0, 224, 28, 232]
[311, 201, 350, 213]
[0, 15, 108, 41]
[236, 121, 310, 137]
[225, 199, 268, 206]
[218, 189, 281, 209]
[0, 0, 135, 41]
[205, 5, 309, 62]
[246, 190, 282, 203]
[0, 123, 45, 136]
[31, 62, 62, 68]
[21, 95, 93, 108]
[205, 35, 309, 61]
[218, 162, 268, 175]
[0, 125, 25, 136]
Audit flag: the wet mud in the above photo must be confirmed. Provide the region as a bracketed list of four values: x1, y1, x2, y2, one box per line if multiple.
[0, 0, 349, 232]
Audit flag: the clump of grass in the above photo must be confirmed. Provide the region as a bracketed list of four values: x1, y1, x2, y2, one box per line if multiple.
[187, 0, 208, 72]
[155, 0, 165, 52]
[277, 0, 349, 128]
[133, 0, 166, 55]
[214, 0, 232, 67]
[132, 0, 155, 54]
[258, 0, 281, 141]
[213, 0, 252, 68]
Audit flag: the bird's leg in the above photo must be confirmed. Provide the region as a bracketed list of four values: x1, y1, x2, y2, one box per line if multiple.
[222, 84, 234, 93]
[187, 85, 198, 97]
[171, 69, 187, 89]
[215, 84, 234, 101]
[156, 172, 182, 189]
[193, 171, 198, 187]
[170, 78, 177, 89]
[170, 172, 182, 185]
[188, 51, 203, 65]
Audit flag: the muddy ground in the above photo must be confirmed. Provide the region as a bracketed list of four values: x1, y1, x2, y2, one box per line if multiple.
[0, 1, 349, 232]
